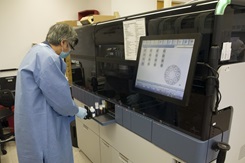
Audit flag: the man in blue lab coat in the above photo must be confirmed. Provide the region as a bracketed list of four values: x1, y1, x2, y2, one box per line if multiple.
[14, 23, 88, 163]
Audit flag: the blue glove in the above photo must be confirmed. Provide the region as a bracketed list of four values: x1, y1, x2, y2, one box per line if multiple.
[76, 107, 87, 119]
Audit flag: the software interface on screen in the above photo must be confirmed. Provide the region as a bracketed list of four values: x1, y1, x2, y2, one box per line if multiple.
[135, 38, 195, 100]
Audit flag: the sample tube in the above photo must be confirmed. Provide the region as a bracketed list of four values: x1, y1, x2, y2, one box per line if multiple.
[101, 100, 106, 114]
[95, 102, 100, 116]
[90, 106, 96, 117]
[99, 105, 104, 115]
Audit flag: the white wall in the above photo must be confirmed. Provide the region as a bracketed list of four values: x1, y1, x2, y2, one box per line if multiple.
[111, 0, 157, 17]
[85, 0, 112, 15]
[84, 0, 156, 17]
[0, 0, 157, 70]
[0, 0, 86, 70]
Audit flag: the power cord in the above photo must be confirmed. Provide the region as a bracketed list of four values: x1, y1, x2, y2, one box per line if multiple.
[197, 62, 221, 114]
[197, 62, 219, 77]
[212, 125, 230, 163]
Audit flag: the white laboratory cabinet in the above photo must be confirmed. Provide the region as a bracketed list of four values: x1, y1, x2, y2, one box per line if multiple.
[76, 117, 100, 163]
[74, 97, 184, 163]
[75, 117, 184, 163]
[100, 138, 133, 163]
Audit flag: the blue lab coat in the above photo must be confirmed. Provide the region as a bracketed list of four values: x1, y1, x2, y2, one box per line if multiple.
[14, 43, 79, 163]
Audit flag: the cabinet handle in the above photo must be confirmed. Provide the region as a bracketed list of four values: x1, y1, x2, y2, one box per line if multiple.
[119, 153, 129, 163]
[83, 124, 89, 130]
[102, 140, 110, 148]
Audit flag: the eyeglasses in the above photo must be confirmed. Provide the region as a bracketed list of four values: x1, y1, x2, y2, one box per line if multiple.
[68, 42, 74, 50]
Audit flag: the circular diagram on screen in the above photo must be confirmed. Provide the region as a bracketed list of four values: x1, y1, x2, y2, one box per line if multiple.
[164, 65, 181, 85]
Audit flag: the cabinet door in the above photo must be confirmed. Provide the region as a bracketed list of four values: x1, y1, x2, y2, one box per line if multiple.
[76, 118, 101, 163]
[101, 137, 133, 163]
[100, 139, 112, 163]
[111, 148, 133, 163]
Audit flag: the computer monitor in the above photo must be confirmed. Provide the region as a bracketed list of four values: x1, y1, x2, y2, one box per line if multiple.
[134, 33, 202, 106]
[0, 76, 16, 92]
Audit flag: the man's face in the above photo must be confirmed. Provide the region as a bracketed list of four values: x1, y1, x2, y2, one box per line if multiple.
[60, 40, 71, 54]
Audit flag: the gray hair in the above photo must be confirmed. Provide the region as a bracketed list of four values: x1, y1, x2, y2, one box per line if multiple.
[46, 23, 78, 49]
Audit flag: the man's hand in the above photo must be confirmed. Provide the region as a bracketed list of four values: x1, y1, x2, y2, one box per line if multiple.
[76, 107, 87, 119]
[84, 106, 93, 120]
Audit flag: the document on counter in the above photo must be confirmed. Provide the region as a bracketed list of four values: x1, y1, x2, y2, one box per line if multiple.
[123, 18, 146, 61]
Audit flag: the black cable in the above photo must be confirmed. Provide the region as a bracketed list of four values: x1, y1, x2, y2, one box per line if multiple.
[206, 76, 222, 113]
[197, 62, 221, 113]
[212, 125, 230, 163]
[197, 62, 219, 78]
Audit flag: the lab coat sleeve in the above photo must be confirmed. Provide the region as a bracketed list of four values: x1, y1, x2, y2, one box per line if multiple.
[36, 57, 78, 116]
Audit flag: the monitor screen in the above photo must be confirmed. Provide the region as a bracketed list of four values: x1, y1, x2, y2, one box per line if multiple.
[134, 33, 202, 106]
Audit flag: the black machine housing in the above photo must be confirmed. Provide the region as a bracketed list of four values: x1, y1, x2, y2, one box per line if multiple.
[71, 0, 245, 141]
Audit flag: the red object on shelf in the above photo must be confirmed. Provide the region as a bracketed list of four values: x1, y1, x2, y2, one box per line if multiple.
[78, 10, 99, 20]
